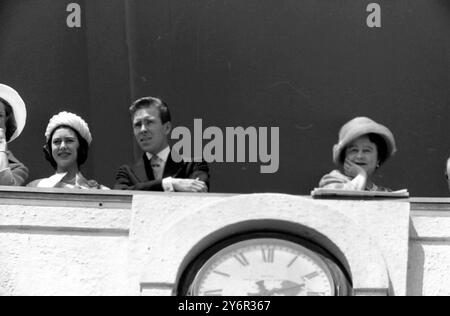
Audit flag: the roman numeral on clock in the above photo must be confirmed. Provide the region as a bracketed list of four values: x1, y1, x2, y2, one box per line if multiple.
[203, 289, 223, 296]
[303, 271, 320, 280]
[213, 270, 231, 277]
[234, 253, 250, 266]
[287, 256, 298, 268]
[262, 247, 275, 263]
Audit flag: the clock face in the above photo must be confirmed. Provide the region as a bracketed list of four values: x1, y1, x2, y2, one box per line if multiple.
[189, 238, 336, 296]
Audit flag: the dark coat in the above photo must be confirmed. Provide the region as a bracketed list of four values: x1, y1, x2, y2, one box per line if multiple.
[114, 151, 210, 191]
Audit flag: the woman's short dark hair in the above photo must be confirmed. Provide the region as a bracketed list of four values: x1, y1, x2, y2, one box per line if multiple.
[367, 133, 388, 164]
[129, 96, 171, 124]
[340, 133, 389, 165]
[0, 98, 17, 142]
[43, 125, 89, 169]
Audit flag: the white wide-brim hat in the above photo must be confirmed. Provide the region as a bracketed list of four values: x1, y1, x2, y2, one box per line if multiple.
[0, 84, 27, 143]
[333, 117, 397, 165]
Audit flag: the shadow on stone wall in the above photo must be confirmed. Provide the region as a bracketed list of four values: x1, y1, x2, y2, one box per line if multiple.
[406, 220, 424, 296]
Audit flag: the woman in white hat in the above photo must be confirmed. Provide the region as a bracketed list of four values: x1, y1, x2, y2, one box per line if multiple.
[319, 117, 397, 191]
[27, 111, 108, 190]
[0, 84, 28, 186]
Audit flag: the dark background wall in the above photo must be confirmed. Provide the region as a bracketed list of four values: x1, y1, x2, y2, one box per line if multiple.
[0, 0, 449, 196]
[0, 0, 132, 187]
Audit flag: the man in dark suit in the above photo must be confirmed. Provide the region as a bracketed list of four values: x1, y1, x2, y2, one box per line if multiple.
[114, 97, 209, 192]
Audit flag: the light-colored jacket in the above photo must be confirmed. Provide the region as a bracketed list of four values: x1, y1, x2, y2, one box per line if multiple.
[27, 172, 109, 190]
[319, 169, 391, 192]
[0, 151, 28, 186]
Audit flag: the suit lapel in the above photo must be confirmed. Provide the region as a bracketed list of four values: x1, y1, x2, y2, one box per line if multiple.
[131, 155, 154, 182]
[132, 150, 184, 181]
[163, 150, 184, 179]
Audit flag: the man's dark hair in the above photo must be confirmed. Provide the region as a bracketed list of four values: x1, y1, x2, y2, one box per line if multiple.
[0, 98, 17, 142]
[43, 125, 89, 170]
[129, 96, 171, 124]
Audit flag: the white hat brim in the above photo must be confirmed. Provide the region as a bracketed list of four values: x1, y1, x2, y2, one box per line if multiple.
[0, 84, 27, 143]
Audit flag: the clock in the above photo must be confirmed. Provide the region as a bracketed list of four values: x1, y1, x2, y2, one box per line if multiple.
[179, 233, 351, 296]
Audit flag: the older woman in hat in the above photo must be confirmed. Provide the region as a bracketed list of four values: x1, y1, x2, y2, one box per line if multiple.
[27, 111, 108, 190]
[0, 84, 28, 186]
[319, 117, 397, 192]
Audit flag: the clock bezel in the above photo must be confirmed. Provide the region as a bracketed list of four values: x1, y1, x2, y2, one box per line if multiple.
[177, 232, 352, 296]
[190, 237, 336, 296]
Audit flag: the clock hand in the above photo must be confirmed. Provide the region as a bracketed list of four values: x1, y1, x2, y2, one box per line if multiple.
[256, 280, 271, 295]
[247, 281, 306, 296]
[271, 283, 306, 295]
[247, 280, 271, 296]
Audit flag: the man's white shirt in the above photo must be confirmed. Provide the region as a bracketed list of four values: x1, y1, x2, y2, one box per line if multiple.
[146, 146, 175, 192]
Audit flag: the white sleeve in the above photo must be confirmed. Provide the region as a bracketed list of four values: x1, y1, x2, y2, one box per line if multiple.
[162, 177, 175, 192]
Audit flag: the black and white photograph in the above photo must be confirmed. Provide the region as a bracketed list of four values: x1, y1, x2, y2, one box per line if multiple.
[0, 0, 449, 298]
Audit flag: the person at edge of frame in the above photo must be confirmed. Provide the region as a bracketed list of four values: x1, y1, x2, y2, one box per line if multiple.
[0, 84, 29, 186]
